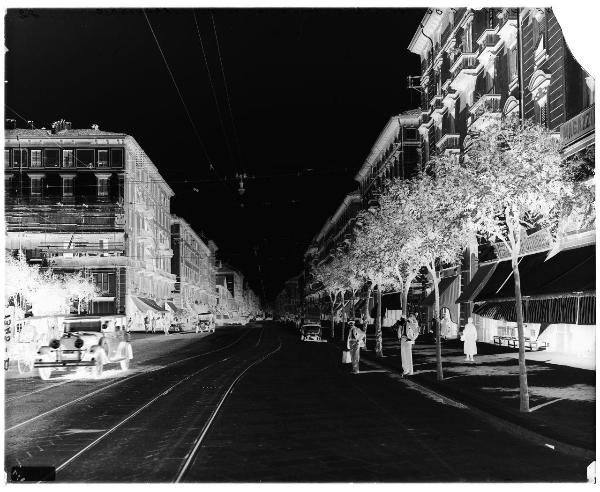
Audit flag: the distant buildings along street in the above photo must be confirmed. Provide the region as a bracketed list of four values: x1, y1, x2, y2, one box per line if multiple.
[4, 119, 262, 324]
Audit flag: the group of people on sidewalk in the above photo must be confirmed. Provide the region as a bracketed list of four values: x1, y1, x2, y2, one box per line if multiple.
[344, 312, 479, 375]
[126, 311, 175, 335]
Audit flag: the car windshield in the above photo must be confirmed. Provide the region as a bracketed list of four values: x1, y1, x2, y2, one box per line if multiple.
[65, 320, 102, 332]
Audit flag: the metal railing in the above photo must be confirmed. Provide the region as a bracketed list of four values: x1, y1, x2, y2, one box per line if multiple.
[435, 134, 461, 153]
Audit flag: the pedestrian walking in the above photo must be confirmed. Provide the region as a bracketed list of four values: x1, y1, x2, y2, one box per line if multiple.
[144, 314, 150, 334]
[163, 313, 170, 335]
[347, 320, 366, 375]
[151, 313, 157, 334]
[461, 317, 478, 362]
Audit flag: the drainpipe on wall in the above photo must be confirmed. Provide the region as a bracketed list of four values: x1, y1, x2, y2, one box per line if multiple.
[517, 8, 525, 125]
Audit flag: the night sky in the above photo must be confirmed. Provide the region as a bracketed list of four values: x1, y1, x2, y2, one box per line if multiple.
[5, 8, 425, 302]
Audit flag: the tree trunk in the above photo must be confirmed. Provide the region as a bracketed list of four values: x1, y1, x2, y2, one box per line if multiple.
[351, 290, 356, 321]
[330, 295, 336, 341]
[340, 292, 346, 342]
[428, 266, 443, 381]
[363, 286, 371, 323]
[77, 297, 81, 315]
[375, 286, 383, 358]
[512, 257, 530, 412]
[403, 272, 417, 317]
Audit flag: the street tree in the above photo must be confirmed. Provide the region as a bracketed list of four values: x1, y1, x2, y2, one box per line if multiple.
[348, 209, 398, 357]
[310, 257, 346, 340]
[63, 272, 100, 314]
[434, 115, 594, 411]
[392, 171, 473, 381]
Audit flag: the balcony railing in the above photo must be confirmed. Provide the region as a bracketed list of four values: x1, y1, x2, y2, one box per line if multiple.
[477, 29, 500, 50]
[450, 52, 478, 74]
[435, 134, 461, 153]
[429, 94, 444, 111]
[48, 254, 128, 268]
[498, 8, 518, 32]
[468, 94, 502, 128]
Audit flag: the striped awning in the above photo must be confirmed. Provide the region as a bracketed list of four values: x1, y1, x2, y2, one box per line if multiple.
[455, 262, 497, 303]
[473, 295, 596, 325]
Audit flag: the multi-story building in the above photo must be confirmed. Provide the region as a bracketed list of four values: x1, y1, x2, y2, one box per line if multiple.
[354, 109, 422, 209]
[409, 8, 595, 352]
[304, 109, 422, 298]
[216, 262, 245, 316]
[170, 215, 214, 313]
[4, 119, 176, 315]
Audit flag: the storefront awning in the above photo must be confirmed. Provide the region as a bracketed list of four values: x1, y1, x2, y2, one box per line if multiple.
[165, 301, 185, 315]
[422, 276, 459, 307]
[130, 296, 166, 313]
[371, 292, 403, 317]
[455, 262, 497, 303]
[473, 295, 595, 325]
[474, 245, 595, 302]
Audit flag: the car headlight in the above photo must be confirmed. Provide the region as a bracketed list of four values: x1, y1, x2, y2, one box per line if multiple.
[74, 338, 84, 348]
[50, 339, 61, 349]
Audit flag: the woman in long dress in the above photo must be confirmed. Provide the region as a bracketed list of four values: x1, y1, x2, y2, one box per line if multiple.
[401, 314, 419, 375]
[347, 321, 366, 375]
[462, 317, 478, 362]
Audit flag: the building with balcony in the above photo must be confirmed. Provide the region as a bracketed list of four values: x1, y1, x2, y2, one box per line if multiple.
[4, 119, 176, 315]
[409, 8, 595, 350]
[170, 215, 215, 314]
[216, 262, 244, 316]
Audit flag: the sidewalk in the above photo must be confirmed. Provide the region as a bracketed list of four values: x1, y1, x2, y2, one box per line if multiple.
[354, 329, 595, 453]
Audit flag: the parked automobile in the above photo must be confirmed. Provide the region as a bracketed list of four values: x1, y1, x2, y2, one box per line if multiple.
[300, 323, 322, 342]
[34, 315, 132, 380]
[214, 314, 231, 327]
[196, 312, 216, 333]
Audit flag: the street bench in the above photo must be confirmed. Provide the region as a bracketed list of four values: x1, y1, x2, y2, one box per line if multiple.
[494, 335, 549, 351]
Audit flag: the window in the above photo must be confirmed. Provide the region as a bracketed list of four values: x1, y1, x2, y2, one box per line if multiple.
[97, 149, 109, 168]
[534, 99, 549, 127]
[111, 148, 124, 168]
[405, 128, 418, 141]
[13, 148, 28, 168]
[507, 47, 518, 82]
[76, 149, 95, 168]
[30, 150, 42, 168]
[43, 148, 60, 167]
[63, 149, 74, 168]
[5, 175, 13, 195]
[29, 175, 44, 196]
[61, 175, 75, 196]
[95, 174, 110, 196]
[4, 149, 10, 168]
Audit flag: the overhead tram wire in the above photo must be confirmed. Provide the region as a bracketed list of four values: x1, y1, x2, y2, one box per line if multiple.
[211, 13, 245, 173]
[142, 9, 236, 199]
[193, 10, 239, 175]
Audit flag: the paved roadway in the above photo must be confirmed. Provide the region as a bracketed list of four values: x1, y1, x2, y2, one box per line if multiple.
[4, 322, 590, 482]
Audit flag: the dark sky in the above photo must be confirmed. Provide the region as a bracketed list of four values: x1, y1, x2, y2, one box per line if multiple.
[5, 7, 425, 302]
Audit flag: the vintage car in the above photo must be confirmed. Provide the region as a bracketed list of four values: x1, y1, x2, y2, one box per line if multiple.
[196, 312, 216, 333]
[300, 323, 322, 342]
[34, 315, 133, 380]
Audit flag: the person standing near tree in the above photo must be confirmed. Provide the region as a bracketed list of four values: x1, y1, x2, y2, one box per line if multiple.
[462, 317, 478, 362]
[347, 320, 366, 375]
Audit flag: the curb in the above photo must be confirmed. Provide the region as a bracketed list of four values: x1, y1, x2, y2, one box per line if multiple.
[360, 356, 595, 461]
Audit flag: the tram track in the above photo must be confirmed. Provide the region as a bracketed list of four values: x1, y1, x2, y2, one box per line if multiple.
[6, 326, 279, 482]
[5, 327, 255, 431]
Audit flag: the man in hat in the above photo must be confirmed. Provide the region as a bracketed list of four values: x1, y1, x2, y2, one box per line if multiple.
[346, 319, 366, 374]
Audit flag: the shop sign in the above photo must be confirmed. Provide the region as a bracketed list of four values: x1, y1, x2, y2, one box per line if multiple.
[560, 105, 595, 148]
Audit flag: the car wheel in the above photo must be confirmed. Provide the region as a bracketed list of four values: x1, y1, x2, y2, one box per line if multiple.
[18, 359, 33, 374]
[38, 367, 52, 380]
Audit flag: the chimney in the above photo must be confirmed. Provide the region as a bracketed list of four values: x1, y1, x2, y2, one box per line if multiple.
[5, 119, 17, 130]
[27, 120, 34, 129]
[91, 124, 99, 131]
[52, 119, 69, 134]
